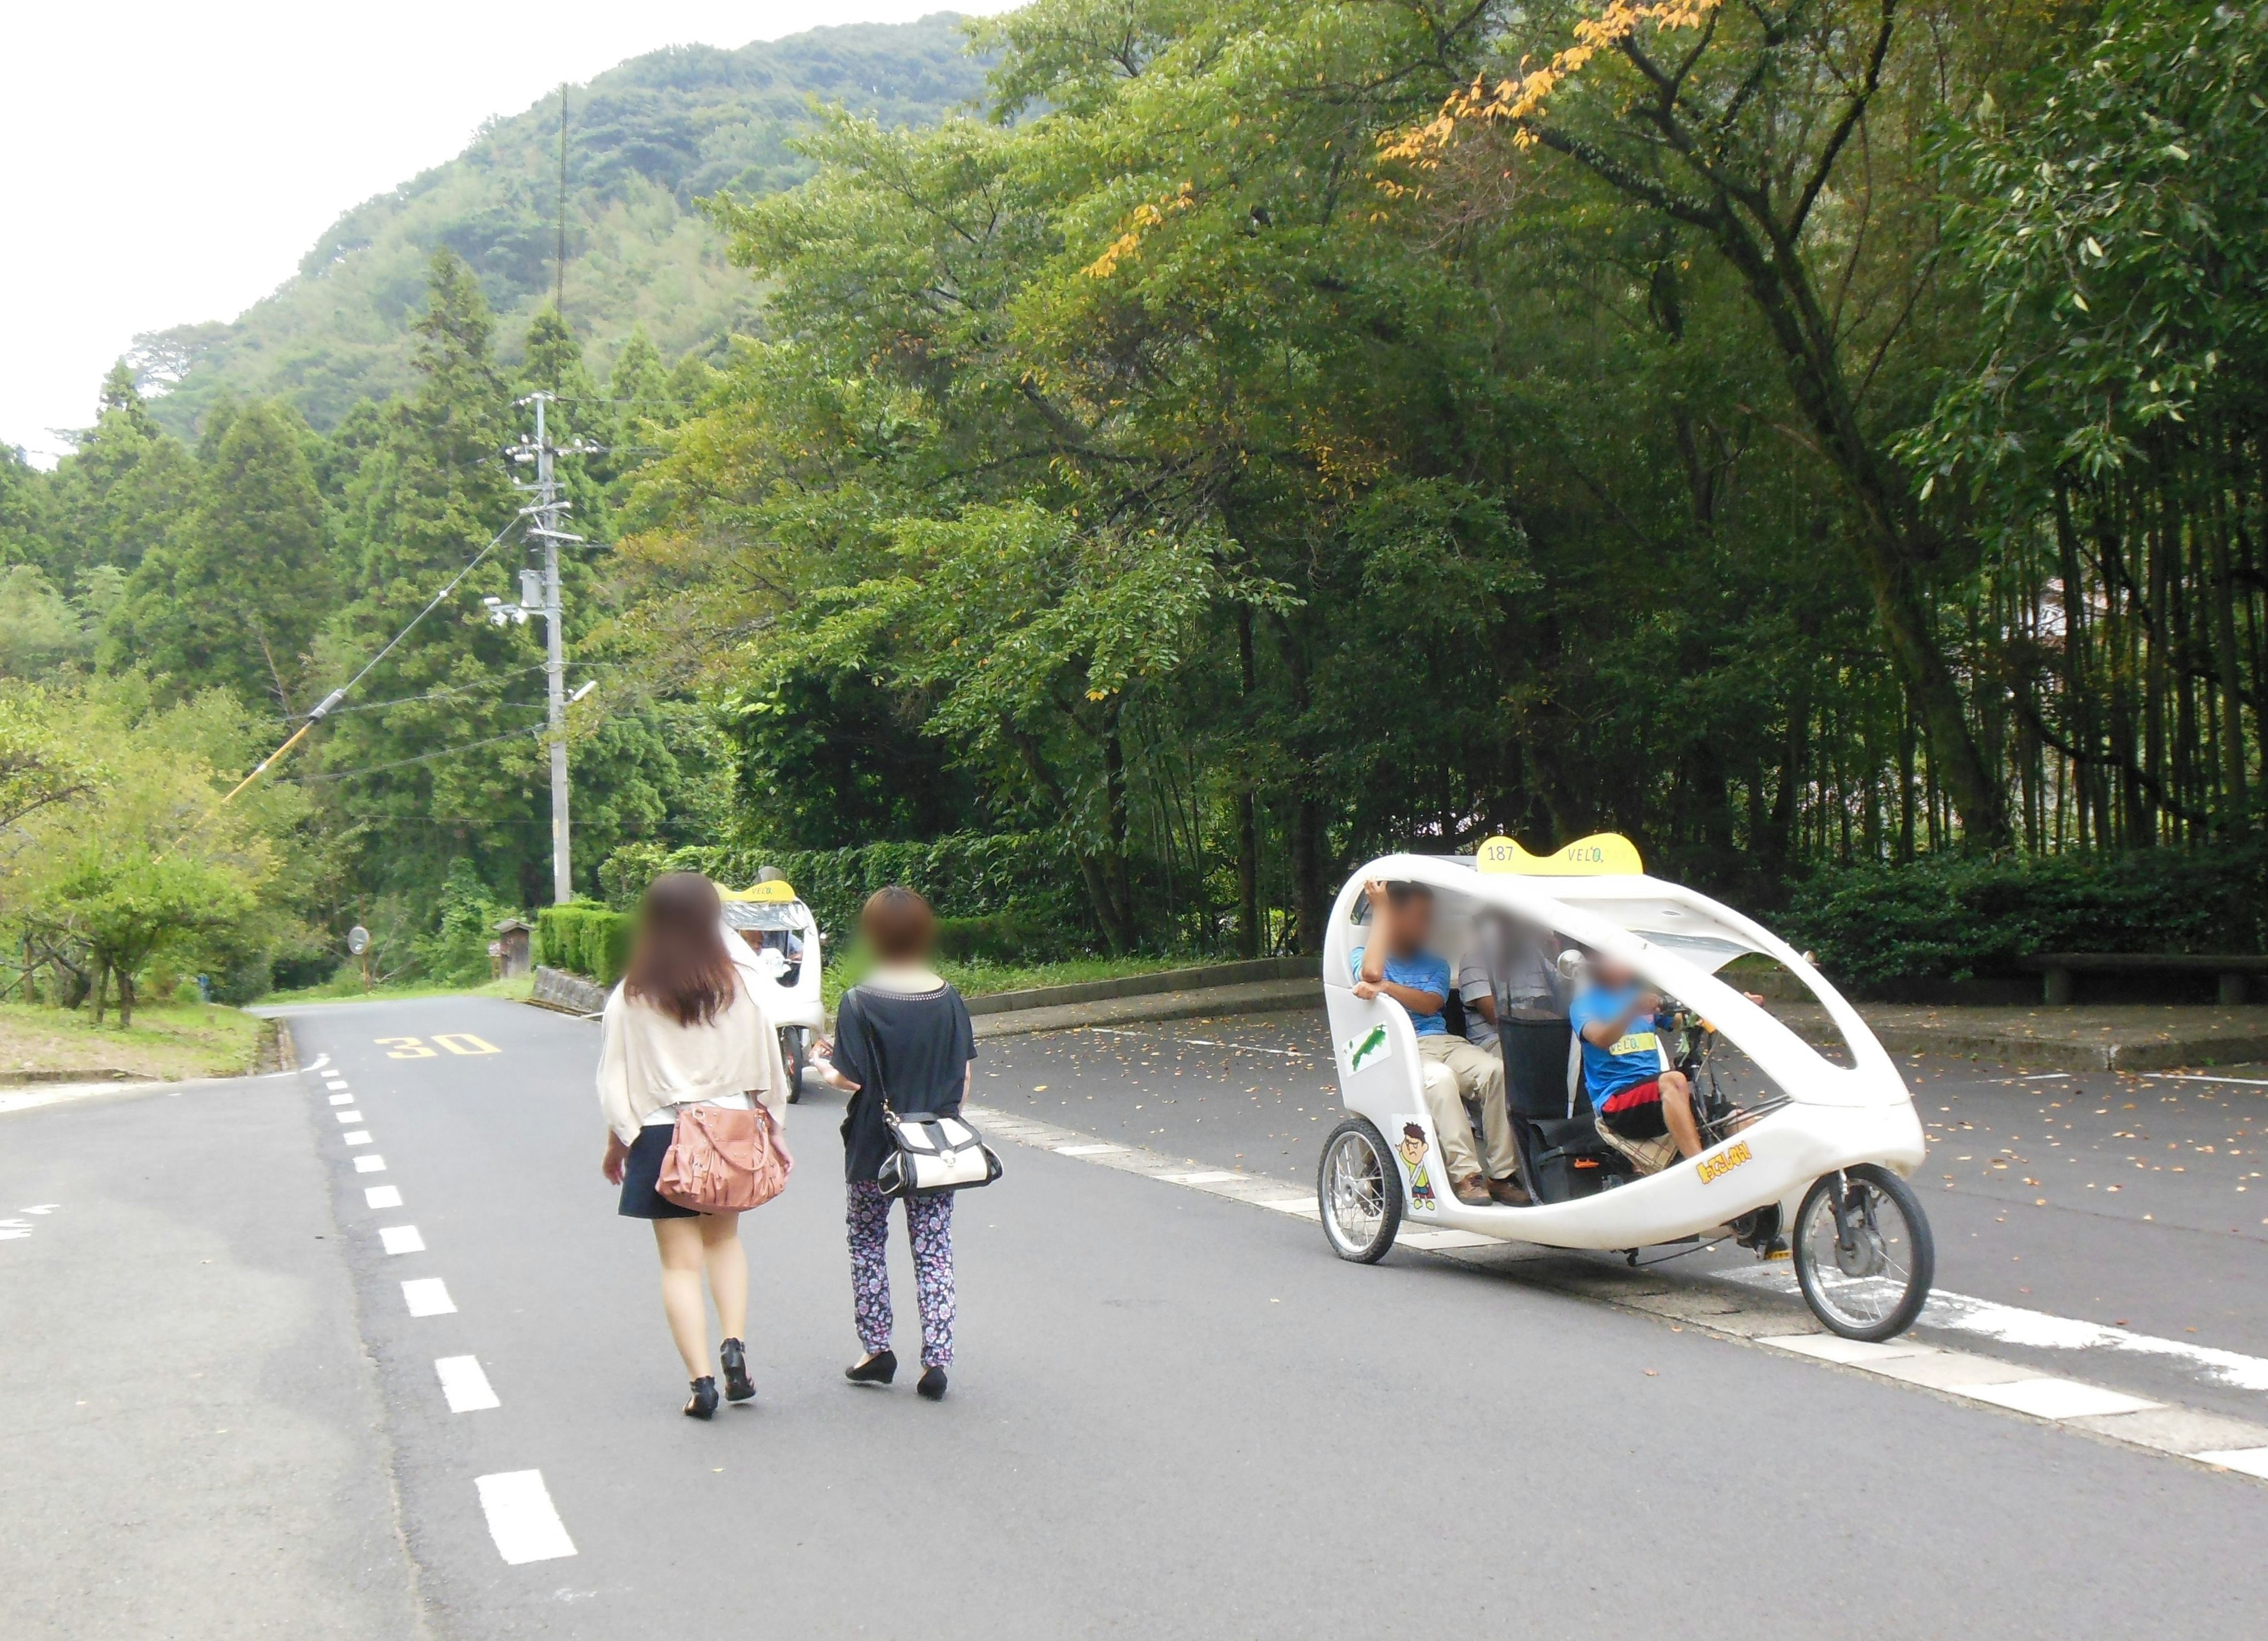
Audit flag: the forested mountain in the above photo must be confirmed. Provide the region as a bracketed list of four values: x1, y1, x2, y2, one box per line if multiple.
[135, 15, 986, 438]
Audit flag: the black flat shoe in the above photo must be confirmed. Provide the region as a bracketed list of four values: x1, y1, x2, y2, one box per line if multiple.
[683, 1376, 719, 1420]
[720, 1339, 755, 1402]
[844, 1349, 897, 1385]
[917, 1366, 947, 1401]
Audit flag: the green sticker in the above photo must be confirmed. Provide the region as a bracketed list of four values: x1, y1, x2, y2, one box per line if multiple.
[1345, 1024, 1389, 1075]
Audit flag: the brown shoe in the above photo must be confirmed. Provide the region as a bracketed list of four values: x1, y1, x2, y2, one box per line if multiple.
[1451, 1176, 1492, 1206]
[1487, 1177, 1530, 1206]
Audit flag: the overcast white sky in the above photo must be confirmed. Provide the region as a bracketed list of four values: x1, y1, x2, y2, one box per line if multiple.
[3, 3, 1002, 462]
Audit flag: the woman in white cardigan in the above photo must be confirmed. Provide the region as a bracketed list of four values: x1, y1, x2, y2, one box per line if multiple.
[598, 872, 787, 1419]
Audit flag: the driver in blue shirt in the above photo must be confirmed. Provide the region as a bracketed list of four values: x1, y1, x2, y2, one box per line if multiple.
[1351, 878, 1524, 1206]
[1570, 956, 1760, 1163]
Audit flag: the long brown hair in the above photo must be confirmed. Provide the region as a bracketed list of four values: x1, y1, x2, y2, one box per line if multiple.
[623, 872, 737, 1026]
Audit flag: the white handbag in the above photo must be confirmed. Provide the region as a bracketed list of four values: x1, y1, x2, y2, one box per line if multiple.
[855, 1002, 1003, 1199]
[877, 1109, 1003, 1199]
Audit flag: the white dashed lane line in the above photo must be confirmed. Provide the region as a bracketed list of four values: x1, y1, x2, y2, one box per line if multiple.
[969, 1102, 2268, 1484]
[475, 1470, 576, 1564]
[308, 1061, 578, 1562]
[402, 1277, 455, 1316]
[435, 1355, 501, 1413]
[379, 1225, 426, 1256]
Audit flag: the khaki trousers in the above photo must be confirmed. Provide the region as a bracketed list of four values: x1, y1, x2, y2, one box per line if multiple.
[1415, 1034, 1520, 1184]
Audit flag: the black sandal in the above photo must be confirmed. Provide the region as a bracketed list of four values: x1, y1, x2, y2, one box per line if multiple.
[683, 1376, 720, 1419]
[720, 1339, 755, 1403]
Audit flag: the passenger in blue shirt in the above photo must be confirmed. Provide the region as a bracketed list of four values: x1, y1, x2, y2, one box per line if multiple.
[1351, 878, 1524, 1206]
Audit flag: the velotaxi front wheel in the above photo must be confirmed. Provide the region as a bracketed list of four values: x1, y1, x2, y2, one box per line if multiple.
[1793, 1164, 1935, 1341]
[1318, 1117, 1402, 1264]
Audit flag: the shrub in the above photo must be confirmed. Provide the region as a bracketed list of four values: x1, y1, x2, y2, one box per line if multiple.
[1783, 846, 2267, 984]
[536, 901, 633, 986]
[597, 832, 1093, 950]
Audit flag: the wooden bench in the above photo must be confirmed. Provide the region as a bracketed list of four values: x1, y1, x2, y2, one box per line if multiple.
[2016, 953, 2268, 1007]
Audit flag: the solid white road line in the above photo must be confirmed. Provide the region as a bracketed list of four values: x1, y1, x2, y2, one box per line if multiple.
[402, 1278, 455, 1317]
[435, 1355, 500, 1413]
[328, 1094, 354, 1106]
[343, 1131, 372, 1145]
[1084, 1025, 1309, 1058]
[334, 1110, 364, 1124]
[2197, 1447, 2268, 1479]
[1960, 1378, 2162, 1420]
[475, 1470, 576, 1564]
[1721, 1264, 2268, 1395]
[969, 1100, 2268, 1484]
[379, 1225, 425, 1256]
[2146, 1072, 2268, 1088]
[353, 1155, 387, 1173]
[364, 1185, 403, 1209]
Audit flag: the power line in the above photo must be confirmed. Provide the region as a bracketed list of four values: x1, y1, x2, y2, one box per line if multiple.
[217, 517, 523, 805]
[292, 729, 539, 784]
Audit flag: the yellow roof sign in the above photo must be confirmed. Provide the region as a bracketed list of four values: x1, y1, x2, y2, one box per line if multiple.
[719, 880, 799, 904]
[1474, 832, 1644, 877]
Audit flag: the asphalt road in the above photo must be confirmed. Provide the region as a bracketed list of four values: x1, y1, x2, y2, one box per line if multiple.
[4, 993, 2266, 1637]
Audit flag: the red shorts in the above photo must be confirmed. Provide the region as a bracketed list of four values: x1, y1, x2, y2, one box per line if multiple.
[1598, 1078, 1667, 1140]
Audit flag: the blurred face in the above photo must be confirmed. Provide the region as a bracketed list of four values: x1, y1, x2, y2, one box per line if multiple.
[1592, 956, 1637, 990]
[1388, 890, 1435, 953]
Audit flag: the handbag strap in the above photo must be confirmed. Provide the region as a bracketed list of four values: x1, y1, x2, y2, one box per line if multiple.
[855, 990, 895, 1118]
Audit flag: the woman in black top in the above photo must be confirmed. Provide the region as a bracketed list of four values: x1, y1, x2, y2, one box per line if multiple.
[812, 887, 975, 1401]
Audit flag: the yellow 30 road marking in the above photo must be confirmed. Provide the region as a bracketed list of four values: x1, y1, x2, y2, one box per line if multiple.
[376, 1034, 501, 1059]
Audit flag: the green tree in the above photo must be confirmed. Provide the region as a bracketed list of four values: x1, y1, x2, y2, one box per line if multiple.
[103, 399, 336, 712]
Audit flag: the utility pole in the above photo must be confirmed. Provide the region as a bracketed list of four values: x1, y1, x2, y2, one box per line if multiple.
[508, 392, 587, 904]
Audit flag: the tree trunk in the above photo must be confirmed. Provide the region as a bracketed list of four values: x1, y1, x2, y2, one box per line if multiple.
[117, 971, 136, 1028]
[1235, 607, 1261, 959]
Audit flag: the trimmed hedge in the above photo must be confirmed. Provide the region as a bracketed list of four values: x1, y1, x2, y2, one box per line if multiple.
[1782, 846, 2267, 984]
[597, 832, 1093, 954]
[536, 901, 633, 987]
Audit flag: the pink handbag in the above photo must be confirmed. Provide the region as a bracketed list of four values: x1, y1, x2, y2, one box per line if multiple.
[658, 1103, 793, 1213]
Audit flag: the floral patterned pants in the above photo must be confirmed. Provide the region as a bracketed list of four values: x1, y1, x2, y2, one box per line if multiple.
[846, 1180, 956, 1367]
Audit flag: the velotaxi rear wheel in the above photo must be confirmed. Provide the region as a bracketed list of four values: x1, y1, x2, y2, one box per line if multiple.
[1793, 1164, 1935, 1341]
[1318, 1117, 1402, 1264]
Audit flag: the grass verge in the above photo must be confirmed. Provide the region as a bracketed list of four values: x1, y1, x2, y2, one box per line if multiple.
[0, 998, 271, 1084]
[260, 973, 536, 1007]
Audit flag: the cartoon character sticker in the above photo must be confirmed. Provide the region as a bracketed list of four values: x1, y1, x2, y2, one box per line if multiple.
[1397, 1121, 1438, 1213]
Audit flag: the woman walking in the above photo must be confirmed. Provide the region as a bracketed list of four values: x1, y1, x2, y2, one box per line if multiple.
[599, 872, 788, 1419]
[813, 887, 973, 1401]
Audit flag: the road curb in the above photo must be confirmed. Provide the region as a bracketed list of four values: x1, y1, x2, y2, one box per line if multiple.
[970, 978, 1318, 1039]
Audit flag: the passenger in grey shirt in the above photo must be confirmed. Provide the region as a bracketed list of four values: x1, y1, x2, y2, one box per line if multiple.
[1456, 932, 1565, 1044]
